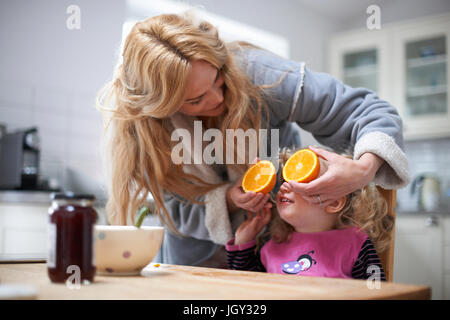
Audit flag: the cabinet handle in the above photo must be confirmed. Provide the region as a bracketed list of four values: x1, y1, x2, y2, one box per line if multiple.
[425, 215, 439, 227]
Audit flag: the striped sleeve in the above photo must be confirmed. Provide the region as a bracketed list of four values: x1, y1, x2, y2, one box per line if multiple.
[225, 239, 266, 272]
[352, 238, 386, 281]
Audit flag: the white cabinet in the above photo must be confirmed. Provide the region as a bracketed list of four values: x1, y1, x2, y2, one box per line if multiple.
[328, 28, 391, 101]
[393, 214, 444, 300]
[444, 215, 450, 299]
[0, 200, 107, 261]
[0, 203, 48, 261]
[328, 13, 450, 140]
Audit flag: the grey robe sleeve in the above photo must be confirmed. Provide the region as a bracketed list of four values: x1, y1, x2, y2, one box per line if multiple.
[237, 47, 410, 189]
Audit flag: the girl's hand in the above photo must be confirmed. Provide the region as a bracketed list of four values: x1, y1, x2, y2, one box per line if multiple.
[226, 157, 273, 213]
[235, 207, 272, 245]
[282, 146, 384, 207]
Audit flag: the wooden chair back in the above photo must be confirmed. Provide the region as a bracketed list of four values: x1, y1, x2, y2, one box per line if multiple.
[376, 187, 397, 282]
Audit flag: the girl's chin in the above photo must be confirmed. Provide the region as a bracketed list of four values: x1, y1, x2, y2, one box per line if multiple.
[276, 205, 297, 218]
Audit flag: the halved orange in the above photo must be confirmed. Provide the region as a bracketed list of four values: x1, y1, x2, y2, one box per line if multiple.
[282, 149, 320, 183]
[241, 160, 276, 194]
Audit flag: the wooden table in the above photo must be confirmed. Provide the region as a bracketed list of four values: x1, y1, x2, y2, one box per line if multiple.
[0, 263, 430, 300]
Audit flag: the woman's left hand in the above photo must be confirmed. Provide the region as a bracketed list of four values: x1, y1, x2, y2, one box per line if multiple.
[282, 146, 384, 207]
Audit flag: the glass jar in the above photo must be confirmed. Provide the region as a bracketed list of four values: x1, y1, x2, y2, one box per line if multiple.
[47, 192, 97, 283]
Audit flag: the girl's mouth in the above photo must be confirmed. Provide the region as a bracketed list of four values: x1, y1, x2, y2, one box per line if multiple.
[279, 195, 294, 205]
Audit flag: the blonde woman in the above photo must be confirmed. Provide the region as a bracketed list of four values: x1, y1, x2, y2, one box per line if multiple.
[97, 13, 409, 268]
[227, 148, 392, 280]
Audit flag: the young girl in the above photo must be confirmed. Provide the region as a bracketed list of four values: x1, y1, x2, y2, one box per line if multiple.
[226, 148, 393, 280]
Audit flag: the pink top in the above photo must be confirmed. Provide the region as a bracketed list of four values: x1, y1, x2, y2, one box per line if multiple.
[259, 227, 368, 278]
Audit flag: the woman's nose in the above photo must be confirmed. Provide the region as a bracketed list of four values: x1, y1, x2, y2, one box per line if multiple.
[211, 75, 224, 103]
[213, 82, 224, 101]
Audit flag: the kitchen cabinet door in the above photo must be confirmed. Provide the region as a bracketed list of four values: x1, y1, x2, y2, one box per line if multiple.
[328, 29, 391, 101]
[393, 214, 443, 300]
[391, 14, 450, 140]
[329, 13, 450, 140]
[444, 215, 450, 299]
[0, 203, 48, 261]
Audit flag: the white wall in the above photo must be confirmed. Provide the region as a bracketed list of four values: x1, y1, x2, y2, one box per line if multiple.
[127, 0, 347, 72]
[127, 0, 348, 146]
[2, 0, 447, 201]
[0, 0, 125, 200]
[341, 0, 450, 31]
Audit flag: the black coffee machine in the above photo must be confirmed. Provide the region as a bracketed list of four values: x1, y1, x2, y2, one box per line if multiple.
[0, 127, 40, 190]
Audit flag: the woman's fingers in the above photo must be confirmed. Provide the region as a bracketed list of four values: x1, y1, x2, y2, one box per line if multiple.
[288, 169, 334, 196]
[234, 189, 272, 212]
[243, 192, 269, 212]
[245, 192, 264, 208]
[252, 194, 271, 212]
[308, 145, 335, 161]
[302, 194, 335, 207]
[237, 190, 257, 203]
[287, 180, 314, 196]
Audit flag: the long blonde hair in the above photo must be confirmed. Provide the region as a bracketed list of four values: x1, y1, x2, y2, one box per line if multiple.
[96, 13, 270, 230]
[269, 147, 394, 254]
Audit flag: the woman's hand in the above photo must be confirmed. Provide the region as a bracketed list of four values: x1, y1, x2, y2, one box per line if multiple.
[282, 146, 384, 207]
[226, 157, 273, 213]
[235, 207, 272, 245]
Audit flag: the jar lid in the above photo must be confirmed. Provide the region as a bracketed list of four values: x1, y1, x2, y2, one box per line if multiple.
[50, 192, 96, 201]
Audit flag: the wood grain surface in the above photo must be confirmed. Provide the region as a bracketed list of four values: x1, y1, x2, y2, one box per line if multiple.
[0, 263, 430, 300]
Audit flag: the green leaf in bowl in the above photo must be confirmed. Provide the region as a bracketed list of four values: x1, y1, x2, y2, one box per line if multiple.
[135, 206, 149, 228]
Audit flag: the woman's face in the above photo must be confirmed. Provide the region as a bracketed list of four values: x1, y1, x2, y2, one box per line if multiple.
[178, 59, 226, 118]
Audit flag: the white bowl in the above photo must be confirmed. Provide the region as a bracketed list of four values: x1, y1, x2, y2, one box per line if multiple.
[94, 225, 164, 276]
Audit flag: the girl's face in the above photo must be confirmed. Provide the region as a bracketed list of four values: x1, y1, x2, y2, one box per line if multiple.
[275, 183, 346, 233]
[275, 187, 324, 231]
[178, 59, 226, 118]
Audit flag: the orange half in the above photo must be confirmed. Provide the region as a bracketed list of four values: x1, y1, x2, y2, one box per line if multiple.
[241, 160, 276, 194]
[282, 149, 320, 183]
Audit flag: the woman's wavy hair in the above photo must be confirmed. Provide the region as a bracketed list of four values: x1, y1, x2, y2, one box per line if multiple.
[96, 12, 271, 231]
[267, 147, 394, 254]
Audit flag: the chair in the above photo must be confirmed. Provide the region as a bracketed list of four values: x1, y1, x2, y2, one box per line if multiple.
[377, 187, 397, 282]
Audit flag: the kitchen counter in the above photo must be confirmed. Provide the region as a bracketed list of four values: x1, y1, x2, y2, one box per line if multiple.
[0, 263, 430, 300]
[0, 190, 54, 204]
[397, 206, 449, 215]
[0, 190, 109, 206]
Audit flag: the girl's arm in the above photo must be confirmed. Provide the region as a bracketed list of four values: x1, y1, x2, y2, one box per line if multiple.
[226, 209, 271, 272]
[352, 238, 386, 281]
[226, 239, 266, 272]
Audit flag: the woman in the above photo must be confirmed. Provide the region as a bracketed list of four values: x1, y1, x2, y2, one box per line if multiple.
[96, 12, 409, 268]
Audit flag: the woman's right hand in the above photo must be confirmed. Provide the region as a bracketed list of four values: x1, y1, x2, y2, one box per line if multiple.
[226, 158, 272, 213]
[235, 207, 272, 245]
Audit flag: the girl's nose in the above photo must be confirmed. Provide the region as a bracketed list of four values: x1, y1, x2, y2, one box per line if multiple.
[279, 183, 290, 194]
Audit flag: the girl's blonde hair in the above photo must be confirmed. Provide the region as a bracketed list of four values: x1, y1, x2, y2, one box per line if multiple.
[269, 147, 394, 254]
[96, 13, 270, 231]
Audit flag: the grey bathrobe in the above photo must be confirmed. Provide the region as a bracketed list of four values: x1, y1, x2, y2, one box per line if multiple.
[153, 47, 410, 267]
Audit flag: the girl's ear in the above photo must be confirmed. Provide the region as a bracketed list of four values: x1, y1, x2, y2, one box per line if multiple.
[325, 197, 347, 214]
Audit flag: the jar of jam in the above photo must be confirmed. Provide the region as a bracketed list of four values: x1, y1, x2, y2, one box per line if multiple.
[47, 192, 97, 283]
